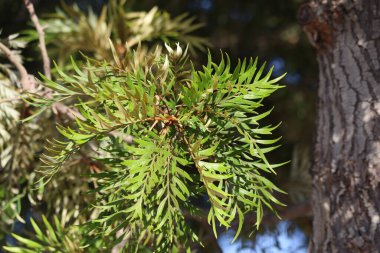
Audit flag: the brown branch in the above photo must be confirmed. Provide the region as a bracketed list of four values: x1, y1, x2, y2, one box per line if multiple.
[184, 203, 311, 244]
[111, 229, 130, 253]
[5, 2, 129, 135]
[24, 0, 51, 79]
[234, 202, 312, 229]
[0, 2, 83, 121]
[51, 102, 84, 120]
[181, 204, 311, 253]
[0, 41, 81, 120]
[0, 97, 23, 104]
[0, 42, 36, 91]
[261, 202, 311, 226]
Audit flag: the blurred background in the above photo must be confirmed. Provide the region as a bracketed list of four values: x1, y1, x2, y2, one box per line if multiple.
[0, 0, 317, 252]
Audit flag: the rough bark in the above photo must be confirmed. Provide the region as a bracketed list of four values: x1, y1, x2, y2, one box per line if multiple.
[298, 0, 380, 252]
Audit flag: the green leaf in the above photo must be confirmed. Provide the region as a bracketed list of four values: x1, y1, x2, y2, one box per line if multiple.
[232, 207, 244, 243]
[11, 234, 43, 249]
[198, 142, 219, 157]
[3, 247, 26, 253]
[42, 216, 58, 243]
[30, 218, 46, 241]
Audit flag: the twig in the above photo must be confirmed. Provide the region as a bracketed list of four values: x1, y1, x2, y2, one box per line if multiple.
[0, 97, 23, 104]
[24, 0, 51, 79]
[111, 229, 131, 253]
[0, 42, 36, 90]
[1, 2, 83, 120]
[232, 202, 311, 229]
[51, 102, 84, 120]
[260, 202, 311, 226]
[183, 203, 311, 251]
[0, 41, 81, 120]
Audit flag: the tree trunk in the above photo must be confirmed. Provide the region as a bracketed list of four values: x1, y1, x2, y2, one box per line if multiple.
[298, 1, 380, 252]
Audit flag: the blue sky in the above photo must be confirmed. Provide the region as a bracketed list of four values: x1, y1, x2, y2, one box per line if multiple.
[218, 221, 308, 253]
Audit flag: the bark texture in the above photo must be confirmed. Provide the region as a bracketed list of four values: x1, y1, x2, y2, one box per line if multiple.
[298, 0, 380, 252]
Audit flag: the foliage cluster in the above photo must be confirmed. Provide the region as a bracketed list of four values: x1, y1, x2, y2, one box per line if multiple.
[1, 1, 285, 252]
[24, 0, 208, 65]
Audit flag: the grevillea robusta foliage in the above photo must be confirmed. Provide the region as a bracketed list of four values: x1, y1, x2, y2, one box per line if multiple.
[6, 43, 286, 252]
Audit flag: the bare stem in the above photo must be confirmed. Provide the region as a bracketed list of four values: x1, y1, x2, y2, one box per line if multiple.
[0, 97, 23, 104]
[24, 0, 51, 79]
[0, 2, 84, 120]
[0, 41, 80, 120]
[0, 42, 36, 90]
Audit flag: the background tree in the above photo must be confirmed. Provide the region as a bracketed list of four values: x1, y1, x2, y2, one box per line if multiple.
[298, 0, 380, 252]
